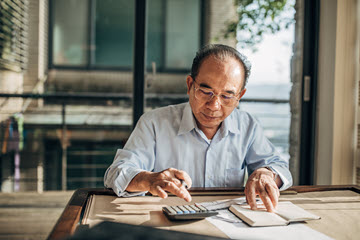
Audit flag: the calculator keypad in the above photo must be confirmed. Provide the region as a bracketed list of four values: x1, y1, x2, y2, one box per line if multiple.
[162, 204, 218, 220]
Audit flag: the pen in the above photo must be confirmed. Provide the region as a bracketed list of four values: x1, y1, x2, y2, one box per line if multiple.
[180, 180, 188, 189]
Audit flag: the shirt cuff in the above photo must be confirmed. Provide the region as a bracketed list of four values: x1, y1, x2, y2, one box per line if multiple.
[119, 190, 147, 197]
[265, 165, 292, 191]
[114, 168, 149, 197]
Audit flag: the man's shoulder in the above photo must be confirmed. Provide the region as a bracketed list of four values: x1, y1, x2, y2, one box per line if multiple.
[228, 108, 259, 131]
[231, 108, 257, 123]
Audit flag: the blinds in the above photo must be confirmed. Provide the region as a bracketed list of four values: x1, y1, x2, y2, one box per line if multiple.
[0, 0, 28, 72]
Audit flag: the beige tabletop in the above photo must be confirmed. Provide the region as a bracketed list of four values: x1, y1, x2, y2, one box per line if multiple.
[82, 190, 360, 240]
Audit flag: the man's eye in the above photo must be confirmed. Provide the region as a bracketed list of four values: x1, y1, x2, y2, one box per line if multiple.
[221, 94, 233, 100]
[200, 89, 213, 96]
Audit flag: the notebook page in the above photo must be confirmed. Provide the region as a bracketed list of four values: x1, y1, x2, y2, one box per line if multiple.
[275, 201, 320, 222]
[229, 204, 288, 227]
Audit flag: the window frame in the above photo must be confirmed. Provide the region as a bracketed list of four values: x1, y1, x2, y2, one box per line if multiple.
[299, 0, 320, 185]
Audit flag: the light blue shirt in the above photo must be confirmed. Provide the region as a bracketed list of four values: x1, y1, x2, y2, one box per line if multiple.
[104, 102, 292, 197]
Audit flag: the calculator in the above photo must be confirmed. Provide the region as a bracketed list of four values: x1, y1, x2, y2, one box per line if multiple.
[162, 204, 218, 220]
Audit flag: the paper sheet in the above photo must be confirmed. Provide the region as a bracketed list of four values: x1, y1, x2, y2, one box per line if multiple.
[197, 197, 249, 210]
[206, 210, 333, 240]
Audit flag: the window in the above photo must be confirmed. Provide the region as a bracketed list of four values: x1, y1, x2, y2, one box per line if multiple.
[238, 0, 295, 163]
[94, 0, 134, 67]
[147, 0, 201, 71]
[50, 0, 201, 71]
[52, 0, 88, 66]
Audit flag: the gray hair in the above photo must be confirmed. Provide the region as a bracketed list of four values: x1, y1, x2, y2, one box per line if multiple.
[190, 44, 251, 88]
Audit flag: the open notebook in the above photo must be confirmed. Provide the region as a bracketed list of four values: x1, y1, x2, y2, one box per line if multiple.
[229, 201, 320, 227]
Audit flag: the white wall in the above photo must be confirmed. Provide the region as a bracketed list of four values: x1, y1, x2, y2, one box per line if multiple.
[316, 0, 359, 184]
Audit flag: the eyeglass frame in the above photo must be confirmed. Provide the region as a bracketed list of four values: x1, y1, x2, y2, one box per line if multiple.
[191, 77, 243, 107]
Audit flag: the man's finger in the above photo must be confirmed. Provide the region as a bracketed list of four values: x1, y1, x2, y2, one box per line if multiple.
[173, 169, 193, 189]
[161, 181, 192, 202]
[257, 180, 275, 212]
[155, 185, 168, 199]
[262, 195, 274, 212]
[246, 182, 257, 210]
[171, 177, 182, 186]
[179, 186, 192, 202]
[265, 183, 279, 208]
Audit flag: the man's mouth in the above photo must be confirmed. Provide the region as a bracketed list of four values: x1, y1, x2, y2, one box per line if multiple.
[202, 113, 221, 120]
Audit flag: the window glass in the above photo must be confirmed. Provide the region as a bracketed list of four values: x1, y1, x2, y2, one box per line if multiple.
[238, 1, 295, 162]
[94, 0, 134, 67]
[144, 0, 201, 114]
[51, 0, 200, 70]
[52, 0, 88, 66]
[165, 0, 200, 70]
[147, 0, 164, 69]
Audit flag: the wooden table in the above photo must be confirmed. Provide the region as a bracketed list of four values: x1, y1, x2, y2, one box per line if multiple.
[47, 185, 360, 240]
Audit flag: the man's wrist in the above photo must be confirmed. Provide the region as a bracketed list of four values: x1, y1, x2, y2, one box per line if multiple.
[127, 171, 152, 192]
[263, 167, 283, 188]
[263, 167, 278, 181]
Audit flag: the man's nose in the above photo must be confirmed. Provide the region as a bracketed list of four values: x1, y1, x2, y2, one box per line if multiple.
[206, 95, 221, 110]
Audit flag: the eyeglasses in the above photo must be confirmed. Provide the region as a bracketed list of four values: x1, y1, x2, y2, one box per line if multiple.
[192, 78, 240, 107]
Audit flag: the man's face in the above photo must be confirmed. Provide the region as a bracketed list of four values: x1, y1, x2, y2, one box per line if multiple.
[187, 56, 247, 135]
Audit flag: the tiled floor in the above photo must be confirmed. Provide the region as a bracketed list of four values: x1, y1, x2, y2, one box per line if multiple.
[0, 191, 73, 240]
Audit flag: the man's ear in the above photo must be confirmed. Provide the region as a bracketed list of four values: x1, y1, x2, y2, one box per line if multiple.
[239, 88, 247, 99]
[186, 75, 194, 95]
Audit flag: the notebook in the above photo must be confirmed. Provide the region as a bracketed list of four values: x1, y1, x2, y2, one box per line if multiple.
[229, 201, 321, 227]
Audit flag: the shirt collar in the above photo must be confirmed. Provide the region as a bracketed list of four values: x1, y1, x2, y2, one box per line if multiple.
[177, 102, 197, 135]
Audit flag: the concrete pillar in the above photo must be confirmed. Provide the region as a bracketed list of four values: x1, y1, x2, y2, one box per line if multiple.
[289, 0, 305, 185]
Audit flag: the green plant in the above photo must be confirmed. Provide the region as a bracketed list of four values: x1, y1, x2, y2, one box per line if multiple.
[224, 0, 295, 50]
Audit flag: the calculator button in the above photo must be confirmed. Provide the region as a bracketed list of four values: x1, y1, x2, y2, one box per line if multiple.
[164, 206, 177, 215]
[171, 206, 183, 214]
[189, 205, 201, 212]
[195, 204, 208, 212]
[178, 205, 189, 214]
[184, 205, 196, 213]
[162, 204, 218, 221]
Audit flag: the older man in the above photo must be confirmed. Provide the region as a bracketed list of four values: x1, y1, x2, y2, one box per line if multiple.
[104, 44, 292, 212]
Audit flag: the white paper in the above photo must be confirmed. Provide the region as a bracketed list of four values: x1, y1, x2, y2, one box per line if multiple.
[197, 197, 258, 210]
[207, 210, 334, 240]
[210, 209, 242, 223]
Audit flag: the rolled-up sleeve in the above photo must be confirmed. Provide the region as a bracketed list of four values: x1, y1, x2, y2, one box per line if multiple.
[104, 114, 156, 197]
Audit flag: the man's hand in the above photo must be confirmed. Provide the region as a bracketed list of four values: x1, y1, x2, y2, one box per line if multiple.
[245, 167, 280, 212]
[126, 168, 192, 202]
